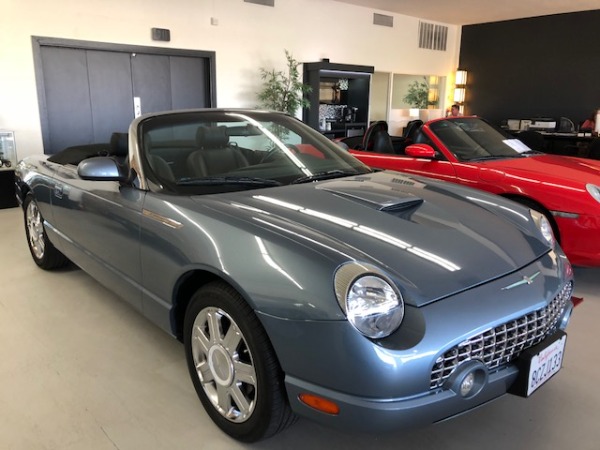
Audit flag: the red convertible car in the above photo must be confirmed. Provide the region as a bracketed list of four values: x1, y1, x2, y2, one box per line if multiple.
[345, 117, 600, 266]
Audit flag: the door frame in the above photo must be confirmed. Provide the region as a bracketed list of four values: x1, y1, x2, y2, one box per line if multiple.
[32, 36, 217, 153]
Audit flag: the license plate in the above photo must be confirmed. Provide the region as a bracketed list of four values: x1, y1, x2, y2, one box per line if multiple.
[509, 330, 567, 397]
[526, 334, 566, 396]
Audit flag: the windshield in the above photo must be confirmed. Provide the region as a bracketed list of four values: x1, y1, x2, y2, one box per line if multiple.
[429, 118, 535, 162]
[139, 110, 371, 194]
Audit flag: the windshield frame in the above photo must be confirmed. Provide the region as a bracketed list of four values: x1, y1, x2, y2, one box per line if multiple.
[428, 117, 537, 162]
[137, 110, 372, 195]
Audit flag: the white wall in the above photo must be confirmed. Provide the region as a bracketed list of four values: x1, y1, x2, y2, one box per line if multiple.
[0, 0, 461, 158]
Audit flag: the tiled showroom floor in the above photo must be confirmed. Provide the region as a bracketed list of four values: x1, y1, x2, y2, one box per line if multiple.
[1, 205, 598, 450]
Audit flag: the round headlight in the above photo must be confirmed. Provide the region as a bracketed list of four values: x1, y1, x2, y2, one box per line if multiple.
[586, 184, 600, 204]
[345, 275, 404, 339]
[530, 209, 554, 246]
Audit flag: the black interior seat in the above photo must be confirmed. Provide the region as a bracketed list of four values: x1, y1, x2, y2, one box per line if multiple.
[390, 120, 423, 155]
[403, 120, 423, 141]
[187, 126, 249, 177]
[362, 121, 394, 153]
[148, 155, 175, 181]
[109, 132, 129, 160]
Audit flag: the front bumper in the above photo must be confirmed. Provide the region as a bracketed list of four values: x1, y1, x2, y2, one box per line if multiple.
[285, 363, 519, 432]
[257, 250, 574, 432]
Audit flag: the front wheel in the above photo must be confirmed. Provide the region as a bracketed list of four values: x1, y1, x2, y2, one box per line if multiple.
[183, 281, 296, 442]
[23, 195, 69, 269]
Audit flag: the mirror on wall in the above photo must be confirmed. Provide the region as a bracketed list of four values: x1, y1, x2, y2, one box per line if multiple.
[391, 74, 442, 109]
[370, 72, 391, 122]
[370, 73, 446, 135]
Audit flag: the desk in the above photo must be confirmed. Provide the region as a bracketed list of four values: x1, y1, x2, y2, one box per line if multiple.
[538, 132, 595, 156]
[511, 130, 595, 156]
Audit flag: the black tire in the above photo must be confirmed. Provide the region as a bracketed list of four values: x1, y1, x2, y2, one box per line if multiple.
[23, 194, 69, 270]
[183, 281, 296, 442]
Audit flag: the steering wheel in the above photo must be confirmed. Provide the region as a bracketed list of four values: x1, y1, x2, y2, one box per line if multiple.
[260, 144, 299, 163]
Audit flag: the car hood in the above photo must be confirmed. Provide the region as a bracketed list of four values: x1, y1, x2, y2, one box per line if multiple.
[191, 171, 551, 306]
[481, 153, 600, 185]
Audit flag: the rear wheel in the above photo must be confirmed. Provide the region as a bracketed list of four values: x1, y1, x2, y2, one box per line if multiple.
[24, 195, 69, 269]
[183, 281, 296, 442]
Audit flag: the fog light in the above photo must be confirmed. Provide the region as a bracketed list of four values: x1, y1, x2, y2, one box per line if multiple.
[460, 372, 475, 397]
[443, 360, 488, 399]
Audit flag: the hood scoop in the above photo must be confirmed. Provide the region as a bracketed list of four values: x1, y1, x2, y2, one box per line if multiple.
[319, 180, 424, 212]
[379, 198, 424, 212]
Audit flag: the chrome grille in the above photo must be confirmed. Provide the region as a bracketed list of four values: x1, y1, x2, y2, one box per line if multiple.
[430, 282, 573, 389]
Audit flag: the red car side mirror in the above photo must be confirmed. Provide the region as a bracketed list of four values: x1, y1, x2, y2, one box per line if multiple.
[405, 143, 436, 158]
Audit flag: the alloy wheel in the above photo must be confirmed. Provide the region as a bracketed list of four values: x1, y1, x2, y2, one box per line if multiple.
[191, 306, 257, 423]
[26, 201, 45, 260]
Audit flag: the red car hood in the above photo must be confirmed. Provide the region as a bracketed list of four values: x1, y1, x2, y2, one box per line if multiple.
[481, 154, 600, 185]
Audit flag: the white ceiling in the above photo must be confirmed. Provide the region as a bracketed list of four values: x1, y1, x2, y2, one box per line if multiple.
[333, 0, 599, 25]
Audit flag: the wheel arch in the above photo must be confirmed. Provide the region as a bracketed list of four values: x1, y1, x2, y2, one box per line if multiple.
[500, 193, 561, 243]
[170, 268, 254, 342]
[17, 182, 31, 209]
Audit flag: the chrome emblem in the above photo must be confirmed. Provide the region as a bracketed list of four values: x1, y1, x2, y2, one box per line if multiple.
[501, 271, 541, 290]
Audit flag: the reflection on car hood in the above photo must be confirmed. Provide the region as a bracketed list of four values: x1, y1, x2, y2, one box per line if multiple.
[192, 171, 551, 306]
[482, 154, 600, 185]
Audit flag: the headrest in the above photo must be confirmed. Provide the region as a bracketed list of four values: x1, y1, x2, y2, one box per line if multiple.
[110, 132, 129, 157]
[370, 121, 389, 133]
[196, 126, 229, 149]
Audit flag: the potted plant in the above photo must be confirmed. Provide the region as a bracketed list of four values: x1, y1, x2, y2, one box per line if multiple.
[257, 50, 311, 116]
[402, 76, 432, 109]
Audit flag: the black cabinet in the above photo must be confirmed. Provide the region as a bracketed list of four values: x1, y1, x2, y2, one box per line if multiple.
[302, 61, 374, 136]
[0, 170, 18, 209]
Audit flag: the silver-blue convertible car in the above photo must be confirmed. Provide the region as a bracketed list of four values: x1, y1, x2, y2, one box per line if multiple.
[15, 109, 577, 442]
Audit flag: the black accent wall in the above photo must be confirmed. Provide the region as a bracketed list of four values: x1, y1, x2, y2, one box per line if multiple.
[459, 10, 600, 126]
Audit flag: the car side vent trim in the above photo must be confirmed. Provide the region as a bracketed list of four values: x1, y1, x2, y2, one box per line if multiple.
[373, 13, 394, 28]
[142, 209, 183, 229]
[418, 21, 448, 51]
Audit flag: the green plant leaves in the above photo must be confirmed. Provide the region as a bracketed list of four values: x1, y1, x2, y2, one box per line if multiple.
[257, 50, 312, 115]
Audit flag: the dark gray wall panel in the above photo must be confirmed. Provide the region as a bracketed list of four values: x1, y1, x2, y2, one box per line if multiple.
[87, 50, 135, 140]
[170, 56, 210, 109]
[33, 37, 216, 154]
[131, 54, 172, 114]
[40, 47, 93, 153]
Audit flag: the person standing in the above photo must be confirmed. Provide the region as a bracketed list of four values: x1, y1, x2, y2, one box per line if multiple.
[448, 104, 462, 117]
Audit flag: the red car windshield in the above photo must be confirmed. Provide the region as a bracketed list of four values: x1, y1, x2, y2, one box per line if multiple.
[429, 118, 535, 161]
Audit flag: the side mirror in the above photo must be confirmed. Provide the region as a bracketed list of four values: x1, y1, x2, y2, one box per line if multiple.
[335, 141, 350, 151]
[405, 143, 436, 159]
[78, 157, 129, 182]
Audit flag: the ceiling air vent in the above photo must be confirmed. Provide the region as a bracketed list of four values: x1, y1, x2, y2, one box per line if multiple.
[244, 0, 274, 6]
[373, 13, 394, 27]
[418, 21, 448, 51]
